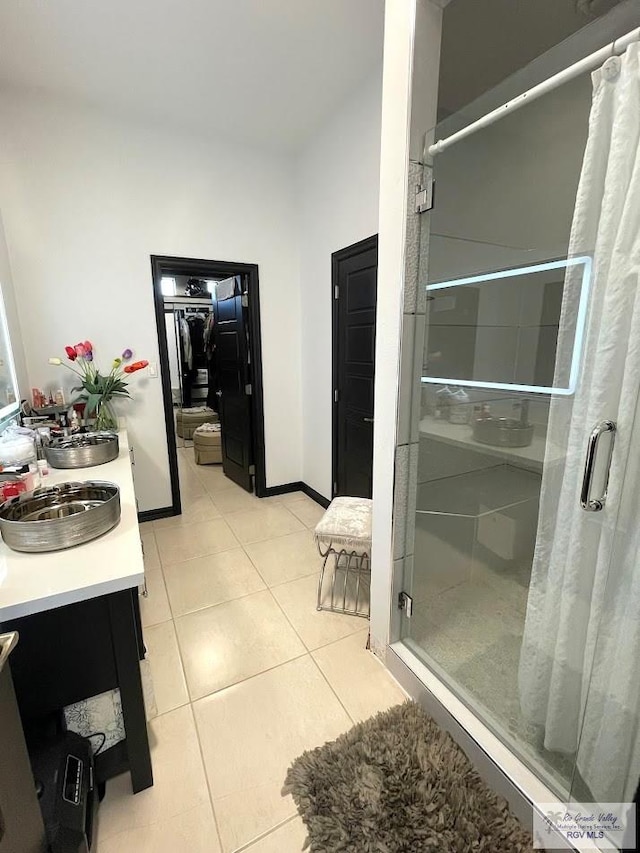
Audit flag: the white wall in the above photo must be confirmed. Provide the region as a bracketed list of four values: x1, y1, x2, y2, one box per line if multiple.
[0, 92, 302, 511]
[296, 74, 383, 499]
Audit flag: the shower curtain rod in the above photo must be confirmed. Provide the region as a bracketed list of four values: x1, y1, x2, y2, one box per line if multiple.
[428, 26, 640, 157]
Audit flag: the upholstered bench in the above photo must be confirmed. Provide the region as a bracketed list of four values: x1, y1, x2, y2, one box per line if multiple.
[314, 496, 373, 618]
[193, 422, 222, 465]
[176, 407, 218, 440]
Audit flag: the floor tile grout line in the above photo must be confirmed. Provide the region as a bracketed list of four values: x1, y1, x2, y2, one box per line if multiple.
[168, 582, 269, 622]
[144, 607, 191, 713]
[240, 526, 316, 546]
[96, 801, 210, 849]
[188, 649, 311, 706]
[227, 523, 308, 546]
[239, 532, 325, 593]
[247, 533, 367, 649]
[159, 604, 222, 844]
[261, 582, 316, 654]
[187, 701, 226, 853]
[171, 583, 281, 629]
[259, 578, 364, 660]
[144, 695, 191, 720]
[240, 539, 281, 589]
[154, 543, 250, 574]
[230, 812, 300, 853]
[308, 647, 357, 726]
[309, 624, 371, 655]
[160, 568, 198, 705]
[248, 542, 373, 717]
[141, 522, 221, 836]
[154, 531, 242, 571]
[265, 568, 324, 592]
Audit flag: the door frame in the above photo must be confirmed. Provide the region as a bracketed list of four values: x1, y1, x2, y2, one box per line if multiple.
[150, 255, 267, 518]
[331, 234, 378, 500]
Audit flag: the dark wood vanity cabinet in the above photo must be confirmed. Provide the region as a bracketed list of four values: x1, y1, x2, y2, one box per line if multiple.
[1, 587, 152, 794]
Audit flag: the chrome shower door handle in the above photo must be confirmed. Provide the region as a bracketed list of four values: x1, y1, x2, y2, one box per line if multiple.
[580, 420, 616, 511]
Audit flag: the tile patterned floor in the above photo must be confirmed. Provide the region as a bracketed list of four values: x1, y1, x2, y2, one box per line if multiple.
[96, 448, 406, 853]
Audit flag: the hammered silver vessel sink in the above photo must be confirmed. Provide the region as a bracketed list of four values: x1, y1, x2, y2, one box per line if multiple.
[0, 481, 121, 552]
[45, 432, 119, 469]
[473, 417, 534, 448]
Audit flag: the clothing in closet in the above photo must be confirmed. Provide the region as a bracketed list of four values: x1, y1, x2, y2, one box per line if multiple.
[204, 312, 219, 410]
[178, 316, 194, 406]
[179, 317, 192, 370]
[177, 311, 207, 407]
[187, 315, 206, 365]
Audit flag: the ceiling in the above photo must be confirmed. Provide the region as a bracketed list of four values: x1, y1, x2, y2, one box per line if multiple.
[0, 0, 385, 152]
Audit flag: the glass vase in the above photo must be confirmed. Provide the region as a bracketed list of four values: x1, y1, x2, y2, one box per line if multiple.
[93, 399, 118, 432]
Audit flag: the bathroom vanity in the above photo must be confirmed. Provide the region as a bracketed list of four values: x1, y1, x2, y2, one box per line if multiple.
[0, 432, 152, 796]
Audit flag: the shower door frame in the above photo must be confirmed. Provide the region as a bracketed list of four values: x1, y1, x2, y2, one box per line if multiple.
[379, 5, 640, 846]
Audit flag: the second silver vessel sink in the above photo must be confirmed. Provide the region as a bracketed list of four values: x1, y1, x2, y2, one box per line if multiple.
[45, 432, 119, 469]
[473, 417, 534, 448]
[0, 481, 121, 552]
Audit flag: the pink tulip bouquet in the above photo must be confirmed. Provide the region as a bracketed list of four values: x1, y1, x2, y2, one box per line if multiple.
[49, 341, 148, 431]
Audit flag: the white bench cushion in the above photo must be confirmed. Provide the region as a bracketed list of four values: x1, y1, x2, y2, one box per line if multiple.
[314, 496, 373, 551]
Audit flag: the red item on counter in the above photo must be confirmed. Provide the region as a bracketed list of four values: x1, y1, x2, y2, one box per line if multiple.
[1, 480, 27, 500]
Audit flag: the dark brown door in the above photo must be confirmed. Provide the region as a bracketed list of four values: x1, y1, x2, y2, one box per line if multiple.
[332, 235, 378, 499]
[213, 276, 254, 492]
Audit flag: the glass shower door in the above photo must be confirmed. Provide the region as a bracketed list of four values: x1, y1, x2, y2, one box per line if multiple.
[398, 65, 640, 809]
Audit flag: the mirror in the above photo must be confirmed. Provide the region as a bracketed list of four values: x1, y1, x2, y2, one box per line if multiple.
[0, 284, 20, 422]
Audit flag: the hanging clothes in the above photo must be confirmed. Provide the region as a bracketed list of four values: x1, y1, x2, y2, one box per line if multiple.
[204, 312, 219, 411]
[518, 45, 640, 803]
[186, 314, 206, 367]
[179, 317, 192, 370]
[204, 312, 215, 357]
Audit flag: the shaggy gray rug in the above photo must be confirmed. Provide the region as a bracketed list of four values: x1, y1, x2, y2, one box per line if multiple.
[282, 702, 533, 852]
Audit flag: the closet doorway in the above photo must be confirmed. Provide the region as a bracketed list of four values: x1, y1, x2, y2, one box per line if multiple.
[151, 255, 266, 516]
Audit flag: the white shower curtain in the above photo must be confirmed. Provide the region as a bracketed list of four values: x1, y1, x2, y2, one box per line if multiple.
[518, 43, 640, 803]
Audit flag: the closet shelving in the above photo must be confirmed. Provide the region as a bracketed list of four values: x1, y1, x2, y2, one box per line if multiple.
[164, 295, 213, 408]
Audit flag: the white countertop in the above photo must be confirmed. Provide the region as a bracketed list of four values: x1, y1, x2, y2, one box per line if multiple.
[0, 430, 144, 622]
[418, 416, 561, 472]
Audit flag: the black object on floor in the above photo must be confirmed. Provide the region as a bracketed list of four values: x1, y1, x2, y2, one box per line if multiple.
[30, 730, 98, 852]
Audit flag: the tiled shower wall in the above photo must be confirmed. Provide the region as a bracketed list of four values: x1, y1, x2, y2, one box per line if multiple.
[390, 158, 429, 638]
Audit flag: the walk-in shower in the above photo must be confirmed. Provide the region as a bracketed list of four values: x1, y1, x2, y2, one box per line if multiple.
[389, 6, 640, 844]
